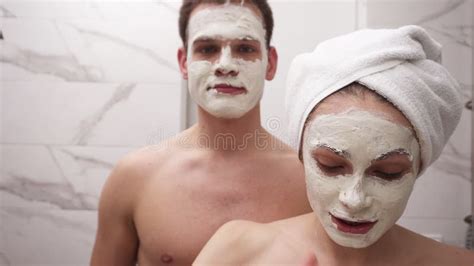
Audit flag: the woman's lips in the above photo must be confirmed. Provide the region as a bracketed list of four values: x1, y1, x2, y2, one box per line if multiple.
[330, 214, 377, 235]
[211, 84, 246, 95]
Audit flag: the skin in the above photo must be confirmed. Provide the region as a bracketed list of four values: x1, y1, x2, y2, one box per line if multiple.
[193, 92, 474, 266]
[90, 3, 311, 266]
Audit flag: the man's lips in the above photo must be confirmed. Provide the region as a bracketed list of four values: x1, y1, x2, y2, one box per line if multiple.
[210, 84, 246, 95]
[330, 213, 377, 235]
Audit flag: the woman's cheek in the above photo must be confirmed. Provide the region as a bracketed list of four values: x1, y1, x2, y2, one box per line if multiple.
[306, 171, 338, 210]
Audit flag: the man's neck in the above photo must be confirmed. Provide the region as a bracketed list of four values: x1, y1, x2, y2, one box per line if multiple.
[190, 105, 273, 153]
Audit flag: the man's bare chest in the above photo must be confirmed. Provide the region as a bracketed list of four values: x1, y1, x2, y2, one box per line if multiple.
[132, 173, 294, 265]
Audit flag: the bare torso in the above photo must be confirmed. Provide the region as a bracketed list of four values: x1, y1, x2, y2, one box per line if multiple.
[128, 131, 311, 265]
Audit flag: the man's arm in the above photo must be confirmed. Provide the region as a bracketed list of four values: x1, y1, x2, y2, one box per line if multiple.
[90, 157, 141, 266]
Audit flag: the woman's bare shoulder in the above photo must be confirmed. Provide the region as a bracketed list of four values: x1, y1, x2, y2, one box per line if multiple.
[429, 240, 474, 265]
[193, 220, 278, 265]
[400, 227, 474, 265]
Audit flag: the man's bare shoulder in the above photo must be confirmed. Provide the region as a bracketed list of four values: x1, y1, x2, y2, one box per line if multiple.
[193, 220, 277, 265]
[115, 129, 198, 174]
[101, 132, 194, 198]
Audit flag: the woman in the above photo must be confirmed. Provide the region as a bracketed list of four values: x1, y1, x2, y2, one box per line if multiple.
[193, 26, 474, 265]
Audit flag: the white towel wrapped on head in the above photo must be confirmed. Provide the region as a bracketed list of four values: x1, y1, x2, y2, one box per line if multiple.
[285, 25, 463, 175]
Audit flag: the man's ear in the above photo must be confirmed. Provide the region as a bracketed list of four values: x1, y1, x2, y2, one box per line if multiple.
[265, 46, 278, 81]
[178, 47, 188, 80]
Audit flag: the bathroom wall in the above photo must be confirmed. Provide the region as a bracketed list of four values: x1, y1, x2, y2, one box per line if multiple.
[0, 1, 185, 264]
[0, 0, 472, 265]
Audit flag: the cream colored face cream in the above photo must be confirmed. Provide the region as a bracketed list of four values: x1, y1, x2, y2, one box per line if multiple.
[186, 4, 268, 119]
[302, 110, 420, 248]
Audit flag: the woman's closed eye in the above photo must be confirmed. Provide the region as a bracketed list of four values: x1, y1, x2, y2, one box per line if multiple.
[312, 147, 352, 176]
[372, 170, 404, 181]
[367, 155, 412, 181]
[317, 161, 346, 175]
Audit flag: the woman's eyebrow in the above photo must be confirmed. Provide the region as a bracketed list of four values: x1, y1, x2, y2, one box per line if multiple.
[316, 144, 351, 159]
[374, 149, 411, 161]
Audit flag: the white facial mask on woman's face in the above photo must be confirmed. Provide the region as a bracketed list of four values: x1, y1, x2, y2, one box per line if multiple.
[302, 110, 420, 248]
[186, 4, 268, 119]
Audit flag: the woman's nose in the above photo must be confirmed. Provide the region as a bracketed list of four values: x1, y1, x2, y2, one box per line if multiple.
[338, 178, 373, 211]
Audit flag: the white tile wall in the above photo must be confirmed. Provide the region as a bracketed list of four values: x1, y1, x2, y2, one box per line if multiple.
[2, 82, 182, 146]
[1, 1, 184, 264]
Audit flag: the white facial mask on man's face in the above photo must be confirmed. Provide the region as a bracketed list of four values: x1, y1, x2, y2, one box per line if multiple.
[186, 4, 268, 119]
[302, 110, 420, 248]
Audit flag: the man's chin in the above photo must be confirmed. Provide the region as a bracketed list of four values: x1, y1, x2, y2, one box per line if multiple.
[207, 109, 247, 119]
[200, 101, 255, 119]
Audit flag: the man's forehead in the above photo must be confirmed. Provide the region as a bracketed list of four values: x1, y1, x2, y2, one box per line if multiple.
[192, 35, 261, 43]
[188, 3, 266, 46]
[189, 2, 264, 25]
[188, 4, 265, 31]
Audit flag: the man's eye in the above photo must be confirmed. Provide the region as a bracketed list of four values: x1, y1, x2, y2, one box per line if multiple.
[197, 46, 219, 54]
[238, 45, 256, 53]
[373, 171, 404, 181]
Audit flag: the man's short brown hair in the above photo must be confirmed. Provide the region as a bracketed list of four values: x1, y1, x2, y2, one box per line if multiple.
[179, 0, 274, 49]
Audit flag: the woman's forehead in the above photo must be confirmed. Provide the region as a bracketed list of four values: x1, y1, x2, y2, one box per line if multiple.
[309, 94, 414, 131]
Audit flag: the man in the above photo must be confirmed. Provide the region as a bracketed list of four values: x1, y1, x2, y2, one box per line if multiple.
[90, 0, 311, 265]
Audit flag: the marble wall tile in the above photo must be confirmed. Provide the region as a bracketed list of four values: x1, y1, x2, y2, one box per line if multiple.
[56, 19, 181, 83]
[50, 146, 133, 203]
[0, 0, 101, 19]
[89, 1, 180, 20]
[1, 144, 133, 210]
[1, 17, 182, 83]
[1, 143, 136, 264]
[1, 19, 83, 82]
[2, 82, 183, 146]
[0, 0, 181, 20]
[2, 144, 68, 209]
[1, 207, 96, 265]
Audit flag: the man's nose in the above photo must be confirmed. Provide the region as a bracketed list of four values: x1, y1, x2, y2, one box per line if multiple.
[215, 46, 238, 77]
[338, 177, 373, 211]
